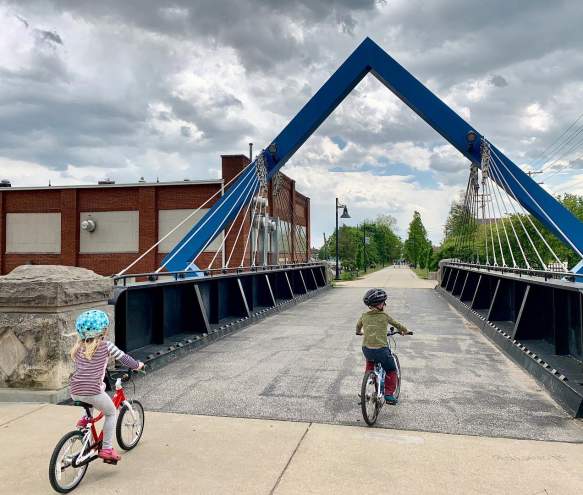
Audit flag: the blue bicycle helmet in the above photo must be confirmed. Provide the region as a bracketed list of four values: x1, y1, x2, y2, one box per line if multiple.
[75, 310, 110, 340]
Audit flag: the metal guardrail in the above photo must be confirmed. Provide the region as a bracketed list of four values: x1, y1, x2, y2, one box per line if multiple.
[112, 262, 325, 286]
[112, 263, 329, 354]
[442, 260, 583, 283]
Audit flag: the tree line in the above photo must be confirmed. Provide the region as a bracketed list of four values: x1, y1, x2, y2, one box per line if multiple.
[438, 193, 583, 271]
[317, 211, 433, 272]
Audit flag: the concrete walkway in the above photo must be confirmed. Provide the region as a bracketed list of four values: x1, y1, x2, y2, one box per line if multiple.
[335, 265, 436, 288]
[132, 266, 583, 442]
[1, 403, 583, 494]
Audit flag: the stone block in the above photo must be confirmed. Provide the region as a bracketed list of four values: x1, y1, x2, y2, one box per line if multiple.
[0, 265, 115, 395]
[0, 265, 113, 308]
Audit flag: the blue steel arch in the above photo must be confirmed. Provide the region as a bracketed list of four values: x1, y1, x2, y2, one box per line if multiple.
[162, 37, 583, 274]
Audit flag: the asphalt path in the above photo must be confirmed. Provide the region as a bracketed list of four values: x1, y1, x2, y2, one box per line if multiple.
[135, 267, 583, 442]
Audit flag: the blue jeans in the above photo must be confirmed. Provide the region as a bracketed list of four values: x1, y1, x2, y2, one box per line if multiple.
[362, 346, 396, 374]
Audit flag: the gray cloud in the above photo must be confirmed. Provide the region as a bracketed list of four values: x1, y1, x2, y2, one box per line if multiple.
[1, 0, 582, 241]
[490, 75, 508, 88]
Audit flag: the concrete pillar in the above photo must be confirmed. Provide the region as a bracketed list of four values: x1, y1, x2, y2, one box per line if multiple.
[0, 265, 114, 403]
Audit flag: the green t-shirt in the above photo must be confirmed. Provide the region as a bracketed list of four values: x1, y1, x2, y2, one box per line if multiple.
[356, 308, 408, 349]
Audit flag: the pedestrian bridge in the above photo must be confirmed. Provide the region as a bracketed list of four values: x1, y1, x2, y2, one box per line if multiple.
[131, 267, 583, 442]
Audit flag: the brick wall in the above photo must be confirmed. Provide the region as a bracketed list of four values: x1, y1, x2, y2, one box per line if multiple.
[0, 155, 310, 276]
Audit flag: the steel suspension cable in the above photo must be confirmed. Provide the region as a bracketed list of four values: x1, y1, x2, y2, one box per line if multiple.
[487, 157, 530, 268]
[183, 172, 259, 272]
[207, 176, 259, 270]
[239, 185, 266, 267]
[485, 172, 516, 267]
[490, 147, 577, 265]
[156, 165, 257, 273]
[117, 162, 255, 276]
[488, 155, 551, 269]
[225, 180, 261, 268]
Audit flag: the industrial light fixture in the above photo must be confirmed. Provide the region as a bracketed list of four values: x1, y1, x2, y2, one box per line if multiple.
[81, 218, 97, 233]
[466, 130, 478, 151]
[268, 143, 277, 155]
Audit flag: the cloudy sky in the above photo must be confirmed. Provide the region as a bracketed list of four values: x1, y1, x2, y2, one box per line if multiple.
[1, 0, 582, 245]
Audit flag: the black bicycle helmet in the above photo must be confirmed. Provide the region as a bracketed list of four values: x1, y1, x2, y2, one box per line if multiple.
[363, 288, 388, 307]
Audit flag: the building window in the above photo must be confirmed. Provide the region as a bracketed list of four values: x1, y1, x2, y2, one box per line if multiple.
[79, 211, 139, 253]
[6, 213, 61, 253]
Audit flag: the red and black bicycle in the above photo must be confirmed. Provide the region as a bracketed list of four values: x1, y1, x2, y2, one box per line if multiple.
[49, 368, 145, 493]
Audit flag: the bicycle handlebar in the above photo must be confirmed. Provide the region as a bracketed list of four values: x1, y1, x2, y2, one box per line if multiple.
[387, 327, 414, 336]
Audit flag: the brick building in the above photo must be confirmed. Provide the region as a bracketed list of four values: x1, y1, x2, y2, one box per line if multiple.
[0, 155, 310, 276]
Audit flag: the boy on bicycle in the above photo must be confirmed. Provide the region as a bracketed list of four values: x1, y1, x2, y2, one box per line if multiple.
[69, 310, 144, 463]
[356, 288, 410, 404]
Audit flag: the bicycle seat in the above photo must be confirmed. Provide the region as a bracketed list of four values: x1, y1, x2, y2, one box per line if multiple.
[73, 400, 93, 409]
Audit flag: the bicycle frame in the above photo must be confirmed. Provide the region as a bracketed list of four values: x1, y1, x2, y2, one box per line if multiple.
[72, 377, 137, 467]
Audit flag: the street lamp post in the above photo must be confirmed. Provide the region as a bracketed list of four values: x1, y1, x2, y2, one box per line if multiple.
[335, 197, 350, 280]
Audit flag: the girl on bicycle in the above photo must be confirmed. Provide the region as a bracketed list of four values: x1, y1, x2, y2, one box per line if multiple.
[69, 309, 143, 463]
[356, 288, 410, 404]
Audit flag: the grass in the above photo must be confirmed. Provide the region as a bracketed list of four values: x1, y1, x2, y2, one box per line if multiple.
[413, 267, 429, 279]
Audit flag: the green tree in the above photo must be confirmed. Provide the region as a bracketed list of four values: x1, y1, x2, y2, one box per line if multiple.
[404, 211, 432, 268]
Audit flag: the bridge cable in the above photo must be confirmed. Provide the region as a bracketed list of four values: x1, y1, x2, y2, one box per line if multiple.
[155, 164, 257, 273]
[454, 175, 473, 259]
[486, 157, 530, 268]
[485, 166, 516, 267]
[274, 188, 293, 263]
[186, 173, 259, 272]
[251, 187, 269, 266]
[489, 153, 561, 270]
[291, 198, 309, 262]
[482, 143, 507, 266]
[490, 146, 579, 263]
[460, 174, 477, 261]
[167, 168, 259, 273]
[479, 168, 490, 265]
[224, 181, 261, 268]
[239, 183, 267, 267]
[272, 191, 288, 264]
[116, 162, 255, 276]
[207, 176, 259, 270]
[471, 172, 482, 263]
[488, 157, 546, 269]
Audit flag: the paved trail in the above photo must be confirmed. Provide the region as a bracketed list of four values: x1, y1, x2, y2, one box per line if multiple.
[135, 267, 583, 442]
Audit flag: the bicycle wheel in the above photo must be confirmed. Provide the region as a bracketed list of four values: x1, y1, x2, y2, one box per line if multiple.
[116, 400, 145, 450]
[49, 430, 88, 493]
[360, 371, 380, 426]
[393, 354, 401, 400]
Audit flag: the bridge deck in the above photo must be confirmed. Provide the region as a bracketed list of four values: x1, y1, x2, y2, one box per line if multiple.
[135, 267, 583, 442]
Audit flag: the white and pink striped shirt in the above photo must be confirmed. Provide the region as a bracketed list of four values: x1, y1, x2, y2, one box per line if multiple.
[70, 340, 139, 396]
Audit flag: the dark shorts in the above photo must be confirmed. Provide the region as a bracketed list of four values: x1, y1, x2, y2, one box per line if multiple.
[362, 346, 397, 374]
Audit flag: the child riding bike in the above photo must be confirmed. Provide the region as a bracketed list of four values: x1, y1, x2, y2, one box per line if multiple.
[356, 288, 410, 405]
[69, 310, 143, 463]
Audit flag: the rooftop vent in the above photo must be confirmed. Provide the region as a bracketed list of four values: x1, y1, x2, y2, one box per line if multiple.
[98, 178, 115, 185]
[0, 179, 11, 188]
[138, 177, 146, 183]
